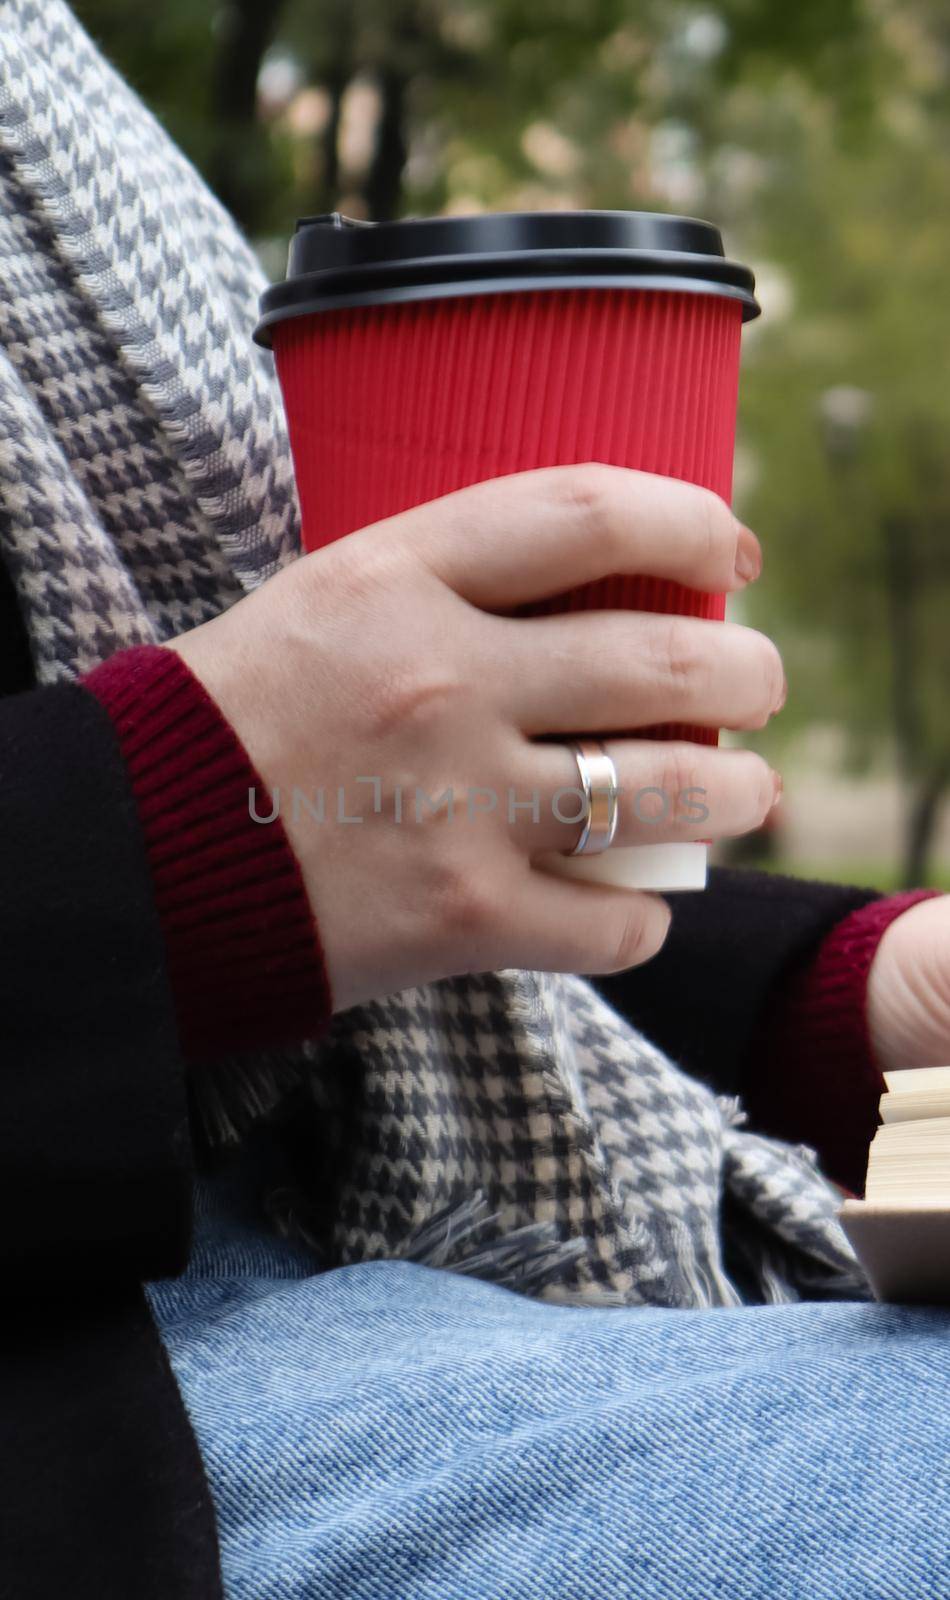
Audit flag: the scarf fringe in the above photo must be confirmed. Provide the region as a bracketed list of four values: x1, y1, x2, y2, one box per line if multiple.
[398, 1192, 590, 1297]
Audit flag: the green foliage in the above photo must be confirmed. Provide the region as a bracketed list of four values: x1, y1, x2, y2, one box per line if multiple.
[729, 17, 950, 794]
[69, 0, 879, 227]
[71, 0, 219, 163]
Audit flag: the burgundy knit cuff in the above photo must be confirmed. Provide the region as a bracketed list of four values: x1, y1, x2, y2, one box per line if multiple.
[746, 888, 940, 1196]
[81, 644, 332, 1063]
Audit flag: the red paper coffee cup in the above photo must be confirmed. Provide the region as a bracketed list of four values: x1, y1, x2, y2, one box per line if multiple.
[255, 211, 760, 891]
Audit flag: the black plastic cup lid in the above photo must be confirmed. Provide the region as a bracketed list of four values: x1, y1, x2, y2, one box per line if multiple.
[254, 209, 760, 347]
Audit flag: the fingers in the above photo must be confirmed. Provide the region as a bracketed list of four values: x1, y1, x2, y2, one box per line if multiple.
[504, 739, 780, 854]
[492, 611, 786, 735]
[513, 867, 673, 975]
[375, 463, 760, 609]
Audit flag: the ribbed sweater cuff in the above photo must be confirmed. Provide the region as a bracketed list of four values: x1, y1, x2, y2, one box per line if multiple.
[747, 888, 940, 1196]
[81, 644, 331, 1063]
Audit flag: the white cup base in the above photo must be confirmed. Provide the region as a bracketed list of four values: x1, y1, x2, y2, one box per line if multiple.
[538, 842, 708, 892]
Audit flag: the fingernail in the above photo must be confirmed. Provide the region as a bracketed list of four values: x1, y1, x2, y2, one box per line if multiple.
[775, 675, 788, 713]
[734, 527, 762, 585]
[771, 770, 784, 807]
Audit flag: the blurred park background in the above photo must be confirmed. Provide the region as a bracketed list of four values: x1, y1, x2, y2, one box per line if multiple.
[73, 0, 950, 889]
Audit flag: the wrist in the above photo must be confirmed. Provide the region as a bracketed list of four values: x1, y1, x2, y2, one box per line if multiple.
[867, 893, 950, 1072]
[747, 889, 938, 1194]
[81, 643, 332, 1062]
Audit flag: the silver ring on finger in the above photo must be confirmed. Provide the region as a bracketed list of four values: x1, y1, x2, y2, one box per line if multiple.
[566, 739, 620, 856]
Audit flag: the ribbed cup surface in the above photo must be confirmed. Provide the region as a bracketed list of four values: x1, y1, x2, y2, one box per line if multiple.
[274, 288, 743, 744]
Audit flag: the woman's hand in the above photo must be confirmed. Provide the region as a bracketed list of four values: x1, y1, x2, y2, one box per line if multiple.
[867, 894, 950, 1071]
[169, 464, 784, 1012]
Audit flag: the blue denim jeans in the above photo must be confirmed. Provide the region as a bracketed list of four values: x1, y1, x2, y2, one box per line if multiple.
[148, 1177, 950, 1600]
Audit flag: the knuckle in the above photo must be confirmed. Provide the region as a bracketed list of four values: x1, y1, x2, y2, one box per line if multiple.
[606, 901, 666, 973]
[765, 639, 786, 705]
[661, 615, 704, 696]
[559, 462, 620, 555]
[741, 752, 777, 824]
[755, 756, 778, 823]
[436, 858, 499, 943]
[696, 486, 737, 567]
[318, 536, 394, 608]
[660, 747, 704, 821]
[750, 636, 785, 727]
[369, 664, 468, 743]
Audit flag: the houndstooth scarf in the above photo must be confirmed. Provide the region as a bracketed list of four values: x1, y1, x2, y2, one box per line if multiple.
[0, 0, 869, 1308]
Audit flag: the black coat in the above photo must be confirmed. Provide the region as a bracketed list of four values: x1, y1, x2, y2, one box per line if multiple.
[0, 553, 879, 1598]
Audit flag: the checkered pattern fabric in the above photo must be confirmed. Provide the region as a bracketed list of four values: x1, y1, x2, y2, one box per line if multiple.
[273, 969, 868, 1306]
[0, 0, 869, 1308]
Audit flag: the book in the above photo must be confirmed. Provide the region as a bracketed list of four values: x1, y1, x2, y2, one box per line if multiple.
[839, 1066, 950, 1304]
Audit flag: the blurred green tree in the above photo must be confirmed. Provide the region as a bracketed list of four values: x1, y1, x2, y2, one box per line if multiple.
[73, 0, 868, 232]
[716, 4, 950, 883]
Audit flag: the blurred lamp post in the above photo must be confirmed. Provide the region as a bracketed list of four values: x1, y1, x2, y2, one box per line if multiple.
[817, 384, 874, 464]
[816, 384, 946, 885]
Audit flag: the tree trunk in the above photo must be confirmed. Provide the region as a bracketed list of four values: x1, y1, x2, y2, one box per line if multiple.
[362, 3, 424, 222]
[881, 514, 920, 777]
[317, 72, 346, 212]
[881, 514, 934, 886]
[307, 0, 355, 216]
[209, 0, 288, 231]
[364, 63, 410, 221]
[903, 762, 949, 887]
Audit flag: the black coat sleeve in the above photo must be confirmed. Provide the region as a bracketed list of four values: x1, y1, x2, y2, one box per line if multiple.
[592, 865, 882, 1098]
[0, 678, 193, 1283]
